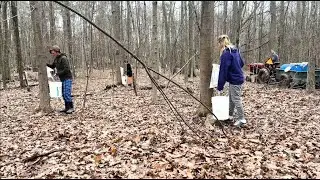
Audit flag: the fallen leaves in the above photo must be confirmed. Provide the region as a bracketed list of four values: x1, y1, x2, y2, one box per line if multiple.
[1, 69, 320, 178]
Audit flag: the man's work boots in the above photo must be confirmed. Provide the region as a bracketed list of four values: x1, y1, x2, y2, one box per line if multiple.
[65, 102, 74, 114]
[59, 102, 68, 113]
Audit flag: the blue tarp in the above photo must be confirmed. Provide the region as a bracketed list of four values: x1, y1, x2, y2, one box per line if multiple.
[280, 62, 309, 72]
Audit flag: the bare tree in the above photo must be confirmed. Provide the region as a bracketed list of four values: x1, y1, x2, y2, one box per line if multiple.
[151, 1, 158, 102]
[306, 1, 317, 92]
[223, 1, 228, 34]
[268, 1, 277, 52]
[0, 2, 3, 78]
[278, 1, 285, 62]
[162, 2, 170, 72]
[198, 1, 214, 117]
[258, 1, 264, 62]
[111, 1, 122, 85]
[49, 1, 56, 44]
[2, 2, 10, 89]
[63, 1, 75, 78]
[11, 1, 26, 88]
[41, 1, 49, 44]
[30, 1, 51, 112]
[188, 1, 195, 78]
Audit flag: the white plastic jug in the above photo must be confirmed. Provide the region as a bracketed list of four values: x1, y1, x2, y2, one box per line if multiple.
[49, 81, 62, 98]
[211, 96, 229, 120]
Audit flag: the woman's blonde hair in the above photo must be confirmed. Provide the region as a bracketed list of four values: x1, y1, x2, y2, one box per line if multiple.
[218, 34, 232, 46]
[218, 34, 233, 56]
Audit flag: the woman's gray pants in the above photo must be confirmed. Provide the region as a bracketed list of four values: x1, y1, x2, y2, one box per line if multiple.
[229, 84, 244, 120]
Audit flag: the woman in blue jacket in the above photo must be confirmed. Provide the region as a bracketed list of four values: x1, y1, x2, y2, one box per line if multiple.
[217, 35, 246, 127]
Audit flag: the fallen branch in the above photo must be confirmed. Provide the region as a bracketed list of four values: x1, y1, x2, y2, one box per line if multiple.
[139, 85, 166, 90]
[0, 83, 38, 91]
[23, 148, 66, 163]
[72, 93, 93, 97]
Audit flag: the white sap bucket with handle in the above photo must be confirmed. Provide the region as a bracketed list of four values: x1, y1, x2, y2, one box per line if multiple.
[49, 81, 62, 98]
[211, 95, 229, 120]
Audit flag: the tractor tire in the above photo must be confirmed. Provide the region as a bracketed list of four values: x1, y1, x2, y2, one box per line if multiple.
[257, 68, 270, 84]
[279, 73, 291, 88]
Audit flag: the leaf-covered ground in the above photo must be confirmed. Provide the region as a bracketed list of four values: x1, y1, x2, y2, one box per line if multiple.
[1, 69, 320, 178]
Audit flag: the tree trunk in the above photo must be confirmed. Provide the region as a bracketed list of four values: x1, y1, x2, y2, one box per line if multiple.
[41, 1, 49, 44]
[278, 1, 285, 62]
[223, 1, 228, 34]
[0, 3, 3, 78]
[306, 1, 317, 92]
[231, 1, 238, 42]
[198, 1, 214, 117]
[299, 1, 306, 61]
[63, 1, 75, 78]
[49, 1, 56, 44]
[30, 1, 51, 112]
[170, 2, 177, 74]
[183, 2, 188, 83]
[126, 1, 132, 63]
[162, 2, 170, 73]
[89, 1, 95, 73]
[258, 1, 264, 62]
[268, 1, 277, 52]
[2, 2, 10, 89]
[111, 1, 122, 85]
[11, 1, 26, 88]
[151, 1, 158, 102]
[188, 1, 195, 79]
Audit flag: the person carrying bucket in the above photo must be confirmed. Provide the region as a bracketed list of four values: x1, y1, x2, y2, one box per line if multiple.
[216, 35, 246, 127]
[126, 62, 133, 86]
[47, 45, 74, 114]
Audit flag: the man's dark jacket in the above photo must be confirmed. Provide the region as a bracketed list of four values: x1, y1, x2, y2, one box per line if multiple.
[47, 53, 72, 81]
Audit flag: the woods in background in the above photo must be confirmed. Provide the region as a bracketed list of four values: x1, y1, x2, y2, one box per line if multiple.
[0, 1, 319, 94]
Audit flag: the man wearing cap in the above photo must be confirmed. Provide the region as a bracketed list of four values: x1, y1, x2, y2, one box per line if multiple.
[47, 45, 74, 114]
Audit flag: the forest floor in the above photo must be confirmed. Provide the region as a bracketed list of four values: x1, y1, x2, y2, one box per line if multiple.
[1, 69, 320, 178]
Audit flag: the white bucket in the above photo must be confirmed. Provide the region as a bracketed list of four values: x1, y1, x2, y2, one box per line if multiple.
[211, 96, 229, 120]
[120, 67, 127, 86]
[49, 81, 62, 98]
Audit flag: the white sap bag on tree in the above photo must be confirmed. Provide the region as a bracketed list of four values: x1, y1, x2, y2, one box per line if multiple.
[47, 67, 55, 81]
[47, 67, 62, 98]
[209, 64, 220, 88]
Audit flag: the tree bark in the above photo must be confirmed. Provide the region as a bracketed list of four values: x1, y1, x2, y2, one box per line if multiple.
[258, 1, 264, 62]
[151, 1, 158, 102]
[41, 1, 49, 44]
[111, 1, 122, 85]
[162, 2, 170, 73]
[11, 1, 26, 88]
[223, 1, 228, 34]
[231, 1, 238, 42]
[198, 1, 214, 117]
[0, 3, 3, 79]
[268, 1, 277, 52]
[306, 1, 317, 92]
[63, 1, 75, 78]
[2, 2, 10, 89]
[188, 1, 195, 79]
[49, 1, 56, 44]
[278, 1, 285, 62]
[30, 1, 52, 113]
